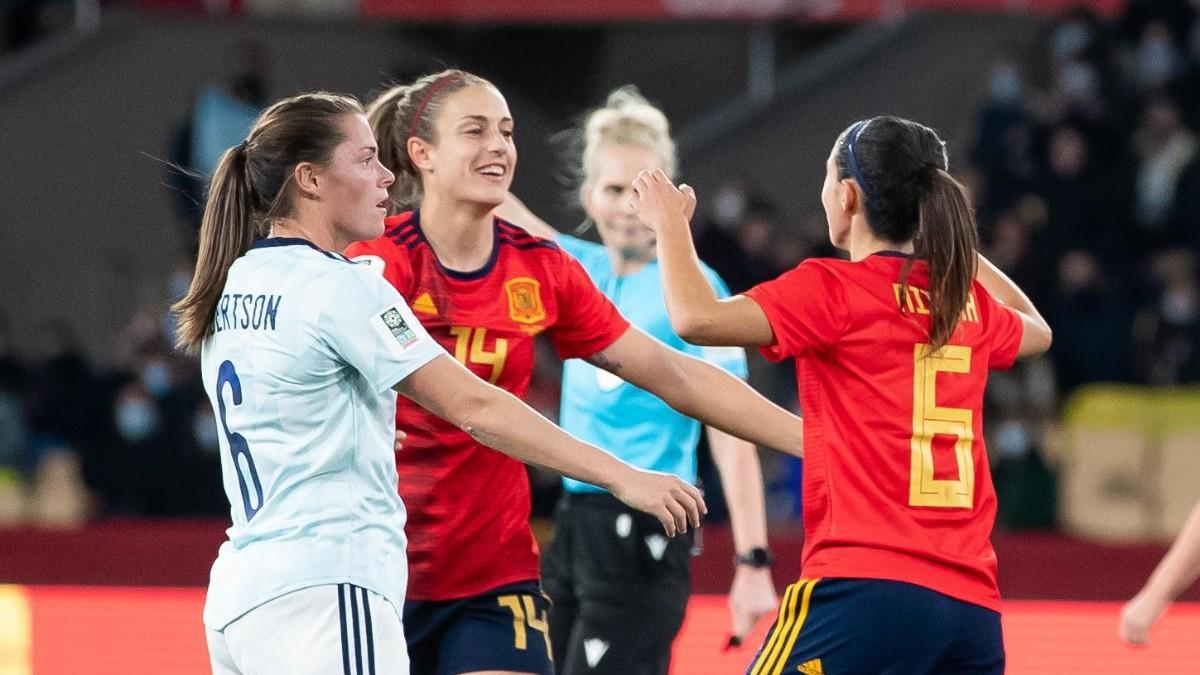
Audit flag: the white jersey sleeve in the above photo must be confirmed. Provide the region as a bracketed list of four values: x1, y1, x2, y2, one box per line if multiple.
[316, 265, 445, 394]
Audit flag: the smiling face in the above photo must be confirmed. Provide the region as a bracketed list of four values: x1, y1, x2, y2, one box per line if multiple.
[413, 84, 516, 209]
[314, 114, 396, 247]
[582, 143, 665, 262]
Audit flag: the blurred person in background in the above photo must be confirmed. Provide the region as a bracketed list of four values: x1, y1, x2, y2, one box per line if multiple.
[169, 41, 270, 233]
[496, 85, 777, 674]
[971, 53, 1039, 220]
[24, 319, 98, 526]
[1039, 125, 1131, 266]
[1127, 20, 1184, 94]
[693, 182, 787, 294]
[980, 209, 1057, 529]
[0, 311, 30, 524]
[636, 115, 1051, 674]
[173, 91, 705, 675]
[1047, 250, 1133, 393]
[355, 69, 802, 675]
[1131, 94, 1195, 252]
[1133, 249, 1200, 385]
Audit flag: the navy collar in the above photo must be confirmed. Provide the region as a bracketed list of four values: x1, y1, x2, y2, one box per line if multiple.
[250, 236, 325, 252]
[249, 236, 349, 263]
[410, 209, 501, 281]
[871, 250, 915, 259]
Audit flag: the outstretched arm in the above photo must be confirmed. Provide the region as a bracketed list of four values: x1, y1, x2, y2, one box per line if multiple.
[585, 326, 802, 458]
[631, 170, 774, 347]
[1120, 496, 1200, 645]
[396, 354, 705, 535]
[708, 426, 778, 640]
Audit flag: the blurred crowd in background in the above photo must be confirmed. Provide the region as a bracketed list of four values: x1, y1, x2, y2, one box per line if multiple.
[1, 0, 1198, 530]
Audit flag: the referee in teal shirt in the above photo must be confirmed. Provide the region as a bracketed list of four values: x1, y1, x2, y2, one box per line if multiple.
[497, 84, 779, 675]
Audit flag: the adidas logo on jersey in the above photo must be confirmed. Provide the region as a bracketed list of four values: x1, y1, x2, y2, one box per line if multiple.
[644, 534, 668, 561]
[583, 638, 609, 668]
[797, 658, 824, 674]
[412, 292, 438, 315]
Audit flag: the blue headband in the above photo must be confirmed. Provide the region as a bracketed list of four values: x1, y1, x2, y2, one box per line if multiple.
[845, 119, 874, 205]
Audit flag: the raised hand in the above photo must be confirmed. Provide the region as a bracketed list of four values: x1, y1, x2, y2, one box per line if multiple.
[631, 169, 696, 234]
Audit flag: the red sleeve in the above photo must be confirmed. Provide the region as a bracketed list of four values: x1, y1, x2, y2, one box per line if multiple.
[547, 250, 630, 360]
[743, 260, 848, 362]
[345, 238, 412, 295]
[978, 284, 1024, 371]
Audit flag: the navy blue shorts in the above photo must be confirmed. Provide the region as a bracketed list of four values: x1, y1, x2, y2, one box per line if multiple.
[746, 578, 1004, 675]
[403, 580, 553, 675]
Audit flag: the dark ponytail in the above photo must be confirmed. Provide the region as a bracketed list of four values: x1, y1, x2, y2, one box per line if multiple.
[173, 144, 260, 354]
[835, 116, 979, 351]
[916, 167, 979, 351]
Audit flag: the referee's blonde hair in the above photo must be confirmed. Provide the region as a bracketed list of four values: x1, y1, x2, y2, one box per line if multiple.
[580, 86, 677, 189]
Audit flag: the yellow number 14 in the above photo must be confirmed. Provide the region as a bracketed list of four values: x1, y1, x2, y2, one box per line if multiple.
[498, 594, 551, 655]
[449, 326, 509, 384]
[909, 344, 975, 509]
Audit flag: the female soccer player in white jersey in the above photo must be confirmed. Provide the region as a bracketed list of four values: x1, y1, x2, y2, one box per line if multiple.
[171, 92, 706, 675]
[497, 87, 778, 674]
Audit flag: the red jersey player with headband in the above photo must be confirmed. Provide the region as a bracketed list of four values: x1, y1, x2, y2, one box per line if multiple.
[346, 69, 804, 675]
[633, 116, 1052, 674]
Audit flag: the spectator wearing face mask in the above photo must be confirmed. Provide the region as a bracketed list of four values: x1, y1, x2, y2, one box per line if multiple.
[971, 55, 1039, 219]
[1132, 94, 1196, 250]
[1047, 250, 1135, 392]
[1130, 20, 1184, 93]
[1134, 250, 1200, 386]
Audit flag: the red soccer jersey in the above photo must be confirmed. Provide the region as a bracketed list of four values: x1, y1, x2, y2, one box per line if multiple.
[744, 253, 1023, 611]
[345, 211, 629, 601]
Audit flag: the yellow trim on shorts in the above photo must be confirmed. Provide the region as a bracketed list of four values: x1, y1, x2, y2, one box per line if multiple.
[770, 579, 819, 675]
[750, 579, 812, 675]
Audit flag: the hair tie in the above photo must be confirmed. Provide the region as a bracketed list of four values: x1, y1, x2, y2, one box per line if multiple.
[914, 162, 939, 192]
[409, 73, 465, 139]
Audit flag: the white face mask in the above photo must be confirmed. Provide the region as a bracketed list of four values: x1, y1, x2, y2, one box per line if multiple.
[1160, 286, 1199, 325]
[712, 186, 746, 231]
[1136, 36, 1180, 87]
[995, 420, 1030, 459]
[989, 66, 1023, 104]
[140, 361, 173, 398]
[1052, 21, 1092, 60]
[116, 400, 160, 443]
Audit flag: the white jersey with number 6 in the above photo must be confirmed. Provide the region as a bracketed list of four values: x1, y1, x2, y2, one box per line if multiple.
[199, 237, 443, 631]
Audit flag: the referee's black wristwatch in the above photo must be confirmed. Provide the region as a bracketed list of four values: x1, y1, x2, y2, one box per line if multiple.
[734, 547, 775, 569]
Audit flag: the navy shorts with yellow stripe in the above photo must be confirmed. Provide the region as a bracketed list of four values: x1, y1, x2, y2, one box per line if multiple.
[747, 578, 1004, 675]
[403, 580, 553, 675]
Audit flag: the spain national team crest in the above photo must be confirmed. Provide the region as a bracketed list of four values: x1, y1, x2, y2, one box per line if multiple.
[504, 277, 545, 325]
